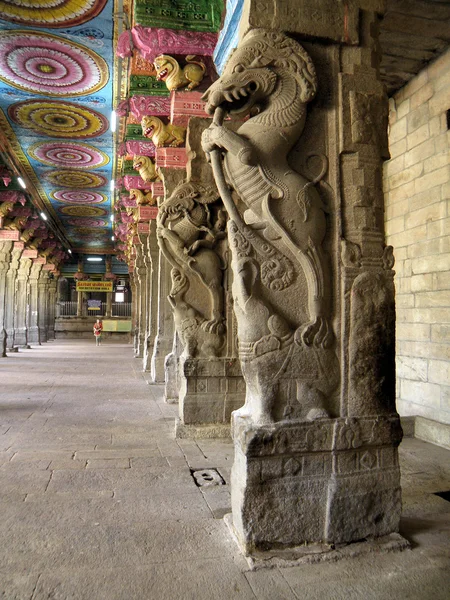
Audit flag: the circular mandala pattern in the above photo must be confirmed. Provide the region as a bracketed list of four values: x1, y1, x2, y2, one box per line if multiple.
[8, 100, 108, 139]
[29, 142, 109, 169]
[46, 170, 107, 188]
[0, 1, 108, 28]
[0, 31, 108, 97]
[60, 205, 107, 217]
[74, 227, 108, 236]
[65, 218, 107, 227]
[51, 190, 107, 204]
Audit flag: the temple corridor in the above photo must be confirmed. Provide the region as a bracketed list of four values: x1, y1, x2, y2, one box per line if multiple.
[1, 340, 449, 599]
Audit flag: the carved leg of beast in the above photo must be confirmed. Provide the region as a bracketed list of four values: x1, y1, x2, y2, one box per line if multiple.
[189, 250, 225, 335]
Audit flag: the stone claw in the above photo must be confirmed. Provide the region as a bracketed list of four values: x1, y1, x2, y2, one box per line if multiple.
[201, 318, 225, 335]
[297, 317, 334, 349]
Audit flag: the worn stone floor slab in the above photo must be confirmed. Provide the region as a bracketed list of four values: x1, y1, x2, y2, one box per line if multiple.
[1, 340, 450, 599]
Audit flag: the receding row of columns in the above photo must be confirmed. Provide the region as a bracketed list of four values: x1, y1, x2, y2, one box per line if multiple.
[129, 226, 173, 383]
[0, 241, 57, 356]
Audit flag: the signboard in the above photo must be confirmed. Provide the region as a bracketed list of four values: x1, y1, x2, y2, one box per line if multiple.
[0, 229, 20, 241]
[87, 299, 102, 311]
[102, 319, 132, 332]
[75, 280, 113, 292]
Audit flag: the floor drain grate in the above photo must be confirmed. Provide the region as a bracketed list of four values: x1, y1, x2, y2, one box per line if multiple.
[433, 490, 450, 502]
[191, 468, 225, 487]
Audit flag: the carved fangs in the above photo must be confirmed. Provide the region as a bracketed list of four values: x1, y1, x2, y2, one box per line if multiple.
[157, 68, 168, 80]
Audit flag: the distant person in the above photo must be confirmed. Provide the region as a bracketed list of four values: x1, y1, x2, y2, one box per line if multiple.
[93, 319, 103, 346]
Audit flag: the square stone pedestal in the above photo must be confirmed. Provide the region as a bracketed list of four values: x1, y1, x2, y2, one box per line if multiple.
[175, 357, 245, 438]
[230, 415, 404, 556]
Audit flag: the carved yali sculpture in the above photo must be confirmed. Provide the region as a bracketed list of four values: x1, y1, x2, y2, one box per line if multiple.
[156, 180, 227, 358]
[132, 155, 160, 182]
[154, 54, 207, 91]
[141, 115, 186, 147]
[202, 29, 338, 425]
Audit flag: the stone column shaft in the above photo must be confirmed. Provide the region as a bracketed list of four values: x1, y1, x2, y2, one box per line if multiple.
[28, 263, 43, 344]
[151, 248, 174, 382]
[47, 277, 57, 340]
[38, 270, 50, 343]
[14, 256, 32, 348]
[0, 241, 13, 356]
[4, 247, 22, 351]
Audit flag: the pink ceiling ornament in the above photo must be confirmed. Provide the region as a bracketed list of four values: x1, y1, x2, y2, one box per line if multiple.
[129, 96, 171, 120]
[125, 140, 156, 157]
[0, 31, 108, 97]
[117, 26, 218, 62]
[0, 191, 27, 205]
[46, 170, 107, 188]
[123, 175, 152, 191]
[29, 141, 109, 169]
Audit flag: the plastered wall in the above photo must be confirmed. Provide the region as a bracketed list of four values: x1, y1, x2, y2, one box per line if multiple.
[384, 48, 450, 424]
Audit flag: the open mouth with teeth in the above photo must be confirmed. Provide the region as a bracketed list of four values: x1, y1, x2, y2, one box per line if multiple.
[156, 68, 168, 81]
[143, 126, 154, 137]
[208, 81, 258, 115]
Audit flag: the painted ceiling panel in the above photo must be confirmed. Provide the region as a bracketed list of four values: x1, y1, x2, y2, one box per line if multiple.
[0, 0, 115, 253]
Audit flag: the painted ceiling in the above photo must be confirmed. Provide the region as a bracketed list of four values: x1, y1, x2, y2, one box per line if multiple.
[0, 0, 116, 254]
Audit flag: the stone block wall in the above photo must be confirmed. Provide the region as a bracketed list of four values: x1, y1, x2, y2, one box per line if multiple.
[384, 48, 450, 425]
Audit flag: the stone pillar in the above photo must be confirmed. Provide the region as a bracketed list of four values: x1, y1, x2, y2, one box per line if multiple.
[203, 8, 403, 557]
[76, 289, 83, 317]
[14, 254, 32, 348]
[47, 276, 57, 340]
[150, 242, 174, 382]
[164, 331, 181, 403]
[38, 269, 50, 343]
[81, 292, 88, 317]
[106, 291, 113, 318]
[134, 242, 148, 358]
[130, 272, 138, 352]
[28, 262, 43, 344]
[4, 245, 22, 351]
[143, 230, 159, 372]
[0, 241, 13, 356]
[157, 118, 245, 437]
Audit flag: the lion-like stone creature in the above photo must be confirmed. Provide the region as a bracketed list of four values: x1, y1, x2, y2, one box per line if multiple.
[141, 116, 186, 147]
[154, 54, 206, 92]
[156, 180, 227, 356]
[129, 188, 156, 206]
[201, 29, 339, 424]
[132, 155, 159, 182]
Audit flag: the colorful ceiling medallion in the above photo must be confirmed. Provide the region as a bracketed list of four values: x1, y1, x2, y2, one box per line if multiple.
[74, 226, 108, 236]
[46, 170, 107, 188]
[0, 31, 108, 97]
[8, 100, 108, 138]
[50, 190, 107, 204]
[29, 142, 109, 169]
[60, 205, 107, 217]
[65, 217, 107, 227]
[0, 0, 108, 28]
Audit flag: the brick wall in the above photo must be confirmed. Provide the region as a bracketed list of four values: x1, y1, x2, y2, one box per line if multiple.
[384, 48, 450, 425]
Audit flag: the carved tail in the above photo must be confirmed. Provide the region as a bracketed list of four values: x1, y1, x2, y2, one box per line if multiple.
[185, 55, 207, 75]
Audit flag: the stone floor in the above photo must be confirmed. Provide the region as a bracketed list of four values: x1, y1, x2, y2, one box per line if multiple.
[1, 340, 449, 600]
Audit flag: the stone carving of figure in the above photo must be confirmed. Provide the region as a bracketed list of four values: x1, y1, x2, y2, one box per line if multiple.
[201, 28, 339, 424]
[132, 155, 159, 182]
[156, 180, 227, 358]
[141, 116, 186, 147]
[154, 54, 207, 91]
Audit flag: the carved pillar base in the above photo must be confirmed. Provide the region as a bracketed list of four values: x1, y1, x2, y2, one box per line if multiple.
[175, 357, 245, 438]
[164, 333, 180, 403]
[151, 335, 172, 383]
[230, 415, 403, 556]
